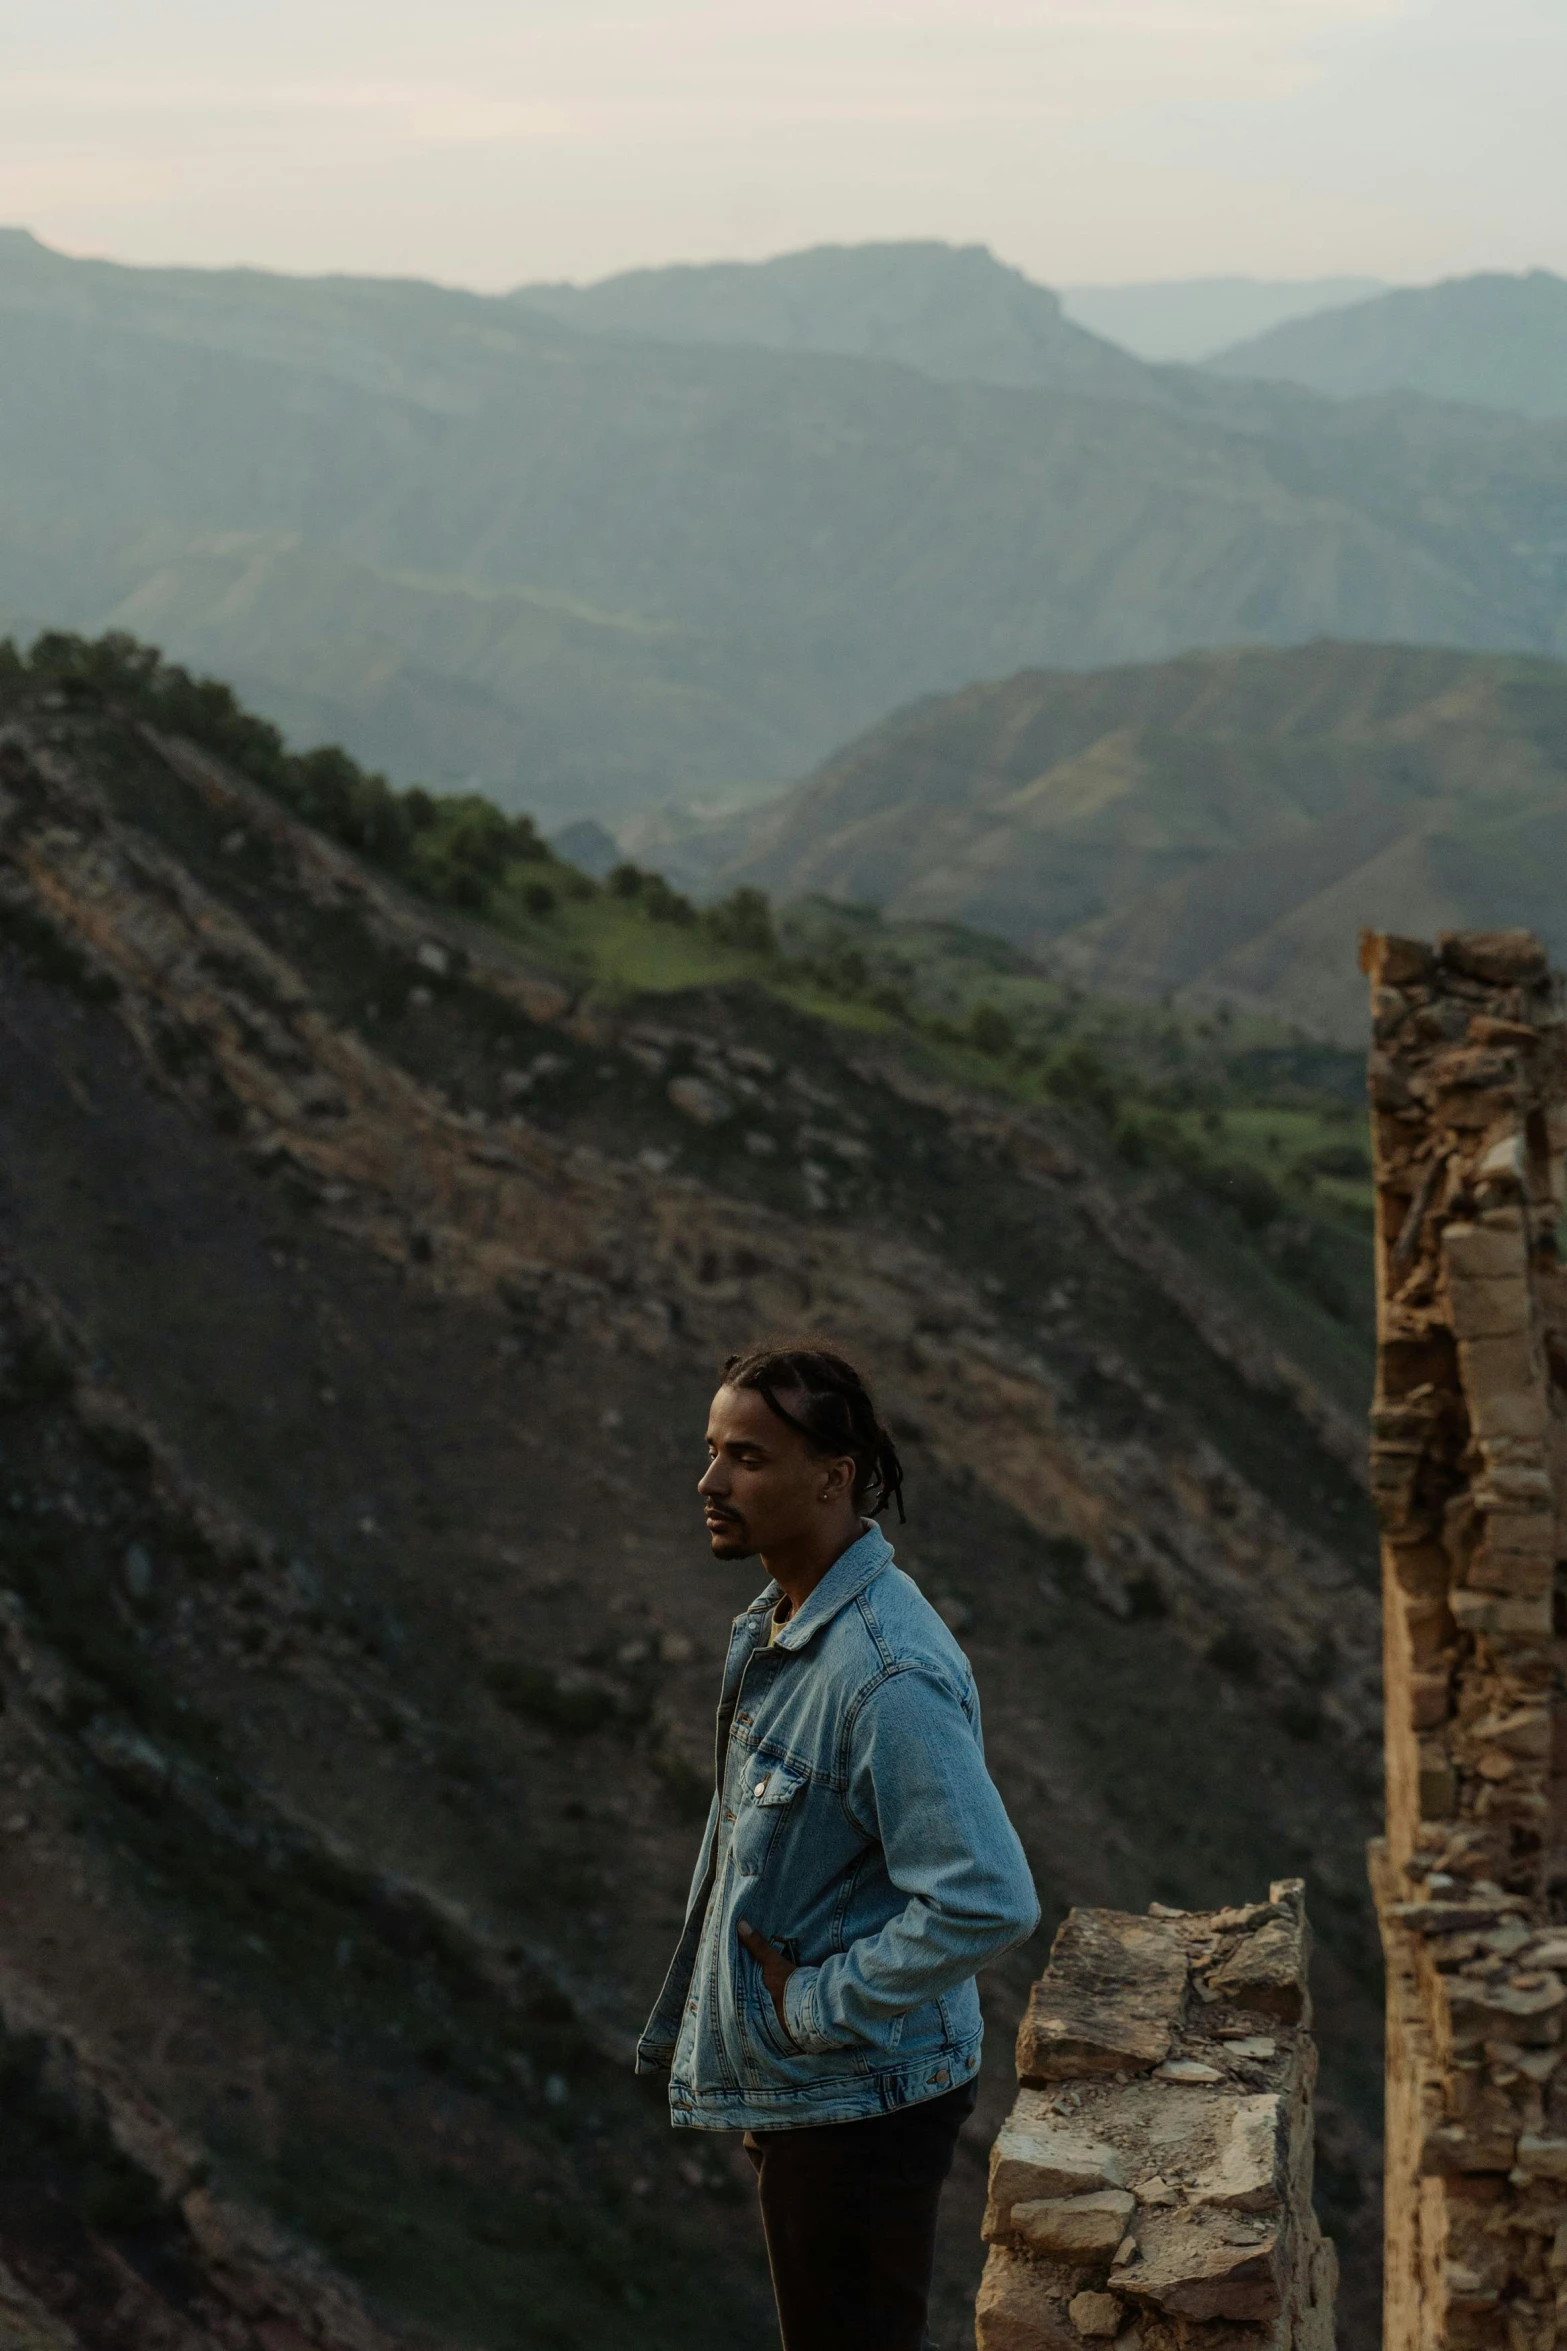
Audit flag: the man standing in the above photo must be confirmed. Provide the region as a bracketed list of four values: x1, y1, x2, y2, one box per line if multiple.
[637, 1343, 1038, 2351]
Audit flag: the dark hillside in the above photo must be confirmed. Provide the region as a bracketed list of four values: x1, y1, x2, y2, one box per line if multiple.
[0, 647, 1385, 2345]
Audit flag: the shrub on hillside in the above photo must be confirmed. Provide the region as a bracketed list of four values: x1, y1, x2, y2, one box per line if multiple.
[968, 1002, 1015, 1059]
[704, 886, 777, 957]
[1042, 1041, 1118, 1120]
[15, 631, 577, 921]
[606, 862, 698, 924]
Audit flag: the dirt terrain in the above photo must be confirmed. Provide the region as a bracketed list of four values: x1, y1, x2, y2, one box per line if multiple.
[0, 675, 1385, 2346]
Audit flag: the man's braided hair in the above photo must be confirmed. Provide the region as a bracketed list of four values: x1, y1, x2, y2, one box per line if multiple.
[721, 1342, 906, 1522]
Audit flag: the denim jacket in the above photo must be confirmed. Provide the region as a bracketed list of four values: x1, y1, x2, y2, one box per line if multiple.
[636, 1524, 1039, 2130]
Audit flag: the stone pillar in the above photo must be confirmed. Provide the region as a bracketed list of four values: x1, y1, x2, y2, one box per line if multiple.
[1364, 928, 1567, 2351]
[976, 1884, 1336, 2351]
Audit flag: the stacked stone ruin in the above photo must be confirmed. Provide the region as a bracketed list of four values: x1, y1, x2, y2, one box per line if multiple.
[975, 1882, 1336, 2351]
[1364, 928, 1567, 2351]
[975, 925, 1567, 2350]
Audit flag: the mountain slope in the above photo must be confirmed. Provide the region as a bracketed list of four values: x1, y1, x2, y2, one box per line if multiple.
[1061, 276, 1388, 363]
[0, 644, 1386, 2344]
[703, 639, 1567, 1041]
[3, 231, 1567, 818]
[511, 240, 1156, 400]
[1209, 270, 1567, 418]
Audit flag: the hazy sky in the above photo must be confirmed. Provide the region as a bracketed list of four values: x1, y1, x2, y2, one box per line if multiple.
[3, 0, 1562, 291]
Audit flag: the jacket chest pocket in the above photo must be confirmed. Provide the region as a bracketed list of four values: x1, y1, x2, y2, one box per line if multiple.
[731, 1759, 808, 1879]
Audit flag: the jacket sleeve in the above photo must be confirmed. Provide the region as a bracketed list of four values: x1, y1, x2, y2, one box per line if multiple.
[781, 1663, 1038, 2054]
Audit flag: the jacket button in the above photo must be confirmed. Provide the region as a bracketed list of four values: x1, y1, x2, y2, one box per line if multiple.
[754, 1781, 767, 1797]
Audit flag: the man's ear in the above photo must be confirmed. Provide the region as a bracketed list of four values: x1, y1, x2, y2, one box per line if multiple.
[819, 1453, 857, 1503]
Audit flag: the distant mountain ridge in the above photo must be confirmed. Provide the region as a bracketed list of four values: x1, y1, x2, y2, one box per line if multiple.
[700, 639, 1567, 1042]
[1060, 276, 1388, 363]
[3, 230, 1567, 819]
[511, 240, 1156, 400]
[1209, 270, 1567, 418]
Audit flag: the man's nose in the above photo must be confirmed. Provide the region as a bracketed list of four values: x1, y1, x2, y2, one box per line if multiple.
[698, 1457, 726, 1496]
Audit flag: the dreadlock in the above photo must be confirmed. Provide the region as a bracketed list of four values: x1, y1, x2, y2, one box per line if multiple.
[721, 1342, 906, 1522]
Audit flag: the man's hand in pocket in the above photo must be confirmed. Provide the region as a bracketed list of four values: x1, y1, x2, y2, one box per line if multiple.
[737, 1918, 798, 2039]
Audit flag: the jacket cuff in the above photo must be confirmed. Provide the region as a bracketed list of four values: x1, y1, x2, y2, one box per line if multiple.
[782, 1965, 846, 2055]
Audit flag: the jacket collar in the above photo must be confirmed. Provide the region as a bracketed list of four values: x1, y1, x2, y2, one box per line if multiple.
[750, 1521, 893, 1654]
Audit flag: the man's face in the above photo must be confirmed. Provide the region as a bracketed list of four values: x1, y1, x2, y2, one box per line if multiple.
[698, 1383, 839, 1560]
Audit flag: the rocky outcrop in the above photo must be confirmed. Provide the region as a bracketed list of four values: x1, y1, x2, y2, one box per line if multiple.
[977, 1884, 1335, 2351]
[1363, 927, 1567, 2351]
[0, 1969, 412, 2351]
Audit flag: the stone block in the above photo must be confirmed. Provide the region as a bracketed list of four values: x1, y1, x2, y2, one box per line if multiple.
[1472, 1465, 1553, 1509]
[1457, 1330, 1544, 1408]
[1474, 1706, 1549, 1758]
[1120, 2208, 1284, 2325]
[1444, 1223, 1529, 1283]
[1188, 2095, 1283, 2210]
[1205, 1902, 1308, 2023]
[1418, 1745, 1458, 1815]
[1466, 1392, 1549, 1445]
[1371, 1453, 1426, 1528]
[975, 2248, 1076, 2351]
[1478, 1130, 1528, 1184]
[1445, 1277, 1531, 1340]
[1016, 1912, 1188, 2082]
[1066, 2291, 1122, 2337]
[1449, 1589, 1553, 1641]
[1411, 1671, 1453, 1729]
[1425, 1047, 1517, 1094]
[1402, 1594, 1454, 1664]
[1361, 932, 1433, 986]
[1472, 1499, 1555, 1553]
[1462, 1546, 1551, 1597]
[1439, 929, 1550, 985]
[1369, 1050, 1416, 1110]
[988, 2095, 1125, 2216]
[1469, 1015, 1542, 1048]
[1445, 1973, 1566, 2049]
[1012, 2191, 1136, 2258]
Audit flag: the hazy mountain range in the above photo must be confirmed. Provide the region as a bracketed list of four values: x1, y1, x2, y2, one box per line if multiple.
[512, 238, 1157, 400]
[3, 227, 1566, 820]
[1058, 276, 1388, 363]
[1210, 269, 1567, 419]
[671, 638, 1567, 1042]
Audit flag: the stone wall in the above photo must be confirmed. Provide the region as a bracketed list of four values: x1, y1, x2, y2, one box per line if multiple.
[1364, 928, 1567, 2351]
[975, 1883, 1336, 2351]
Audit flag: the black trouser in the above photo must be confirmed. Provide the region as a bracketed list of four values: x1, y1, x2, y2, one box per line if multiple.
[742, 2082, 977, 2351]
